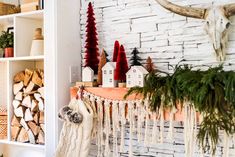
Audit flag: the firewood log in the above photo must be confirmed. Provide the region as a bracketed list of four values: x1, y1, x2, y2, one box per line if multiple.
[11, 126, 21, 141]
[25, 108, 33, 121]
[11, 116, 21, 127]
[25, 81, 35, 93]
[15, 92, 23, 101]
[17, 128, 29, 143]
[22, 95, 31, 108]
[34, 93, 41, 101]
[14, 107, 24, 118]
[28, 129, 36, 144]
[33, 112, 39, 124]
[38, 98, 44, 111]
[24, 69, 33, 86]
[14, 82, 24, 95]
[31, 100, 38, 112]
[39, 112, 44, 124]
[37, 130, 44, 144]
[14, 71, 25, 83]
[40, 124, 44, 133]
[38, 87, 44, 99]
[32, 71, 42, 87]
[20, 118, 29, 131]
[13, 100, 20, 109]
[28, 121, 40, 136]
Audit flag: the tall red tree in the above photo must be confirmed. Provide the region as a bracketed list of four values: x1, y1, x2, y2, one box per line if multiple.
[114, 45, 128, 82]
[84, 2, 99, 74]
[112, 40, 120, 62]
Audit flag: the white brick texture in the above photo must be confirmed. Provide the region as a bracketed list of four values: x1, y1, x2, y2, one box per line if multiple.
[80, 0, 235, 156]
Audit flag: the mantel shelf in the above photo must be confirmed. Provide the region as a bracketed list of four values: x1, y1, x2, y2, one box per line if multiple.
[70, 87, 197, 122]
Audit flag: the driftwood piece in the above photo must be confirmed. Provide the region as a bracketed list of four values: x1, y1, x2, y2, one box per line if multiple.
[14, 82, 24, 95]
[24, 69, 33, 86]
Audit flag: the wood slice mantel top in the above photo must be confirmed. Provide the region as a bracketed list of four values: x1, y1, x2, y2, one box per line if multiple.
[70, 87, 142, 100]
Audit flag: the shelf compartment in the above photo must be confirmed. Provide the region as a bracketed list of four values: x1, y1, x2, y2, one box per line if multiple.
[0, 62, 8, 140]
[8, 60, 44, 144]
[15, 11, 44, 57]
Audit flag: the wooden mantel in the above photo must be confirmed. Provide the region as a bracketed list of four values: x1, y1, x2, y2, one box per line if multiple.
[69, 86, 196, 122]
[70, 87, 141, 100]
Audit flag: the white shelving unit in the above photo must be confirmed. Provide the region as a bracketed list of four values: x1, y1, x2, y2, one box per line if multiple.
[0, 10, 45, 157]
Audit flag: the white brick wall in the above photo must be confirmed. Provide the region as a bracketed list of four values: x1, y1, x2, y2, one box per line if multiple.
[80, 0, 235, 156]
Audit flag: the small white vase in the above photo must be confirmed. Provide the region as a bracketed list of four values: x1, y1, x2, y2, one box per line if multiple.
[30, 40, 44, 56]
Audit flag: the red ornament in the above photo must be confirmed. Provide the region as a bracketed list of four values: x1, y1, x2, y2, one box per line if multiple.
[84, 2, 99, 74]
[112, 40, 120, 62]
[114, 45, 128, 82]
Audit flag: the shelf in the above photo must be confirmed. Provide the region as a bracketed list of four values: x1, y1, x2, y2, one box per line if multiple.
[15, 10, 44, 20]
[0, 140, 45, 149]
[0, 56, 44, 62]
[0, 10, 43, 20]
[9, 55, 44, 61]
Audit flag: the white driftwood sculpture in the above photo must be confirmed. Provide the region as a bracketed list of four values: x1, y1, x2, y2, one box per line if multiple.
[155, 0, 235, 61]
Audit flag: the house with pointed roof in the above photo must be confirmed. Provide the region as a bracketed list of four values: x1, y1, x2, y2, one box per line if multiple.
[126, 66, 148, 88]
[102, 62, 117, 87]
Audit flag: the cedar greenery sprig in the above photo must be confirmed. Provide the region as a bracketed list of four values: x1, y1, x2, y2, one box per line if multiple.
[124, 64, 235, 155]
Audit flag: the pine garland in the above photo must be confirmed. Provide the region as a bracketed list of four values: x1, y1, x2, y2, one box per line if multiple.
[125, 64, 235, 155]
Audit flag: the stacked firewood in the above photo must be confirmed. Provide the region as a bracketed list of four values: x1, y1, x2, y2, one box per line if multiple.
[11, 69, 44, 144]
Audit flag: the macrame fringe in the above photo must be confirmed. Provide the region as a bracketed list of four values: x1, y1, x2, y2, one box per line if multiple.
[78, 90, 235, 157]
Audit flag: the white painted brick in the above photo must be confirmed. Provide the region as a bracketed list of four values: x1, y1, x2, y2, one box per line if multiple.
[81, 1, 235, 156]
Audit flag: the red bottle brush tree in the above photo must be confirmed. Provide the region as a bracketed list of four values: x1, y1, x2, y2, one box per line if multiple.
[115, 45, 128, 82]
[112, 40, 120, 62]
[84, 2, 99, 74]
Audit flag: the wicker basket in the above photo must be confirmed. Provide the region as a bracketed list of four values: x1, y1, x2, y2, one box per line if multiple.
[0, 106, 7, 139]
[0, 2, 19, 16]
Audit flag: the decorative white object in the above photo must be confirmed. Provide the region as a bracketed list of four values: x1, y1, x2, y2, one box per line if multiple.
[30, 28, 44, 56]
[102, 62, 117, 87]
[126, 66, 148, 88]
[82, 67, 94, 82]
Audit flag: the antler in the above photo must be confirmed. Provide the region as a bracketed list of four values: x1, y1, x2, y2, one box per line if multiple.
[155, 0, 207, 19]
[224, 3, 235, 17]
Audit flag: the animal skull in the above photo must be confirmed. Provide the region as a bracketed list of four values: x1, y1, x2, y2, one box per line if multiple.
[155, 0, 235, 61]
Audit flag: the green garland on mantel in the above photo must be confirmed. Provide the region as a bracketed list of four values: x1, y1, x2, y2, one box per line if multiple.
[125, 64, 235, 155]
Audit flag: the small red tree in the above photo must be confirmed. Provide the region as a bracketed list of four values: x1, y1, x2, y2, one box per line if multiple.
[84, 2, 99, 74]
[114, 45, 128, 82]
[112, 40, 120, 62]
